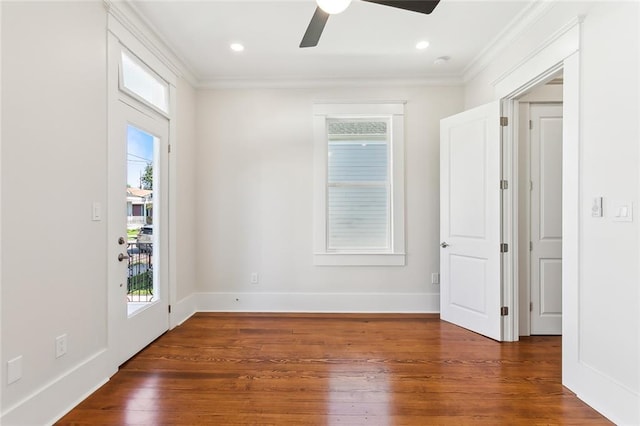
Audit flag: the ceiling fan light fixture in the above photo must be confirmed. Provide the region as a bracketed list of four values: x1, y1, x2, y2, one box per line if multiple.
[316, 0, 352, 15]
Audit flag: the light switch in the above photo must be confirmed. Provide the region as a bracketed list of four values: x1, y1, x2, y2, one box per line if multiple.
[613, 201, 633, 222]
[591, 197, 603, 217]
[92, 202, 102, 221]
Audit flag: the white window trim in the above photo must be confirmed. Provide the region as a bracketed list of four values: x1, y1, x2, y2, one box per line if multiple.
[313, 102, 406, 266]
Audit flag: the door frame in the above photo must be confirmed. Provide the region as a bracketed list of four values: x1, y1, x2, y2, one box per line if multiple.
[497, 52, 581, 352]
[501, 61, 572, 342]
[497, 27, 581, 390]
[106, 21, 178, 372]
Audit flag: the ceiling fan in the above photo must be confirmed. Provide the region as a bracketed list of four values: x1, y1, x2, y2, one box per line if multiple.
[300, 0, 441, 48]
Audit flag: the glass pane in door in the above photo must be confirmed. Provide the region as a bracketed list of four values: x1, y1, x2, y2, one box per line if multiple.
[126, 125, 158, 316]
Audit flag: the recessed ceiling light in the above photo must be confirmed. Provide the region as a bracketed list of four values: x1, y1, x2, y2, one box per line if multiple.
[230, 43, 245, 52]
[416, 40, 430, 50]
[434, 56, 451, 65]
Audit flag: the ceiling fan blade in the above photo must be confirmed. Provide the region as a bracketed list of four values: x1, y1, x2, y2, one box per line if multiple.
[300, 7, 330, 48]
[361, 0, 440, 14]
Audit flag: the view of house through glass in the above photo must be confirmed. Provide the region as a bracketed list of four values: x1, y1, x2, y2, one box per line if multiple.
[126, 124, 158, 315]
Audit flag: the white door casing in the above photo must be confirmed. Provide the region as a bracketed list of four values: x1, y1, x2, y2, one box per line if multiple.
[440, 101, 503, 341]
[530, 103, 563, 335]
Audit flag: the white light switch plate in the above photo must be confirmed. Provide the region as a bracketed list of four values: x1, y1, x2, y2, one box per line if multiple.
[612, 201, 633, 222]
[92, 202, 102, 221]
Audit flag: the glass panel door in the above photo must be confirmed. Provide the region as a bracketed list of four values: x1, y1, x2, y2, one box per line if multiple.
[126, 125, 157, 316]
[108, 101, 169, 366]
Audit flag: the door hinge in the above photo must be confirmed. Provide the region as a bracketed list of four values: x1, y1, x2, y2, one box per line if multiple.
[530, 302, 533, 312]
[500, 180, 509, 190]
[168, 144, 172, 153]
[500, 243, 509, 253]
[500, 306, 509, 316]
[529, 120, 533, 130]
[500, 116, 509, 127]
[168, 305, 172, 313]
[529, 241, 533, 251]
[530, 181, 533, 191]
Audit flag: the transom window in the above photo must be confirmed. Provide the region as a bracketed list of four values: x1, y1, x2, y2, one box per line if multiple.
[120, 50, 169, 115]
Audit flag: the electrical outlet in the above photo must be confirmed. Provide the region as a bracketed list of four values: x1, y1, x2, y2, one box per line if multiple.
[431, 273, 440, 285]
[250, 272, 259, 284]
[55, 334, 67, 358]
[7, 356, 22, 384]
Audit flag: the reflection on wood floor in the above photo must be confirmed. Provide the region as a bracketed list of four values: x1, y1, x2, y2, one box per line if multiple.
[57, 313, 611, 425]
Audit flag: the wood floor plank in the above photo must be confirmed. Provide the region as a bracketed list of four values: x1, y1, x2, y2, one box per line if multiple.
[56, 313, 611, 425]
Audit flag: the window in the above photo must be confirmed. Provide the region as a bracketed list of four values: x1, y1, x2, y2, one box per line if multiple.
[327, 119, 390, 250]
[120, 50, 169, 115]
[313, 103, 406, 266]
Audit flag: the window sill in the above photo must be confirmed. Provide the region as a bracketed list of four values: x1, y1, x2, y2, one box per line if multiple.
[314, 253, 406, 266]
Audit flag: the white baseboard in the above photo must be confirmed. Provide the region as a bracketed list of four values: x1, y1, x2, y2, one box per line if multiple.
[170, 293, 197, 328]
[571, 362, 639, 425]
[194, 291, 440, 313]
[1, 349, 111, 426]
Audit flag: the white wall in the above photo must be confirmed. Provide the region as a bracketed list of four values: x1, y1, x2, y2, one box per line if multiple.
[195, 86, 463, 312]
[1, 2, 112, 424]
[465, 2, 639, 424]
[577, 3, 639, 421]
[173, 77, 198, 319]
[1, 2, 200, 423]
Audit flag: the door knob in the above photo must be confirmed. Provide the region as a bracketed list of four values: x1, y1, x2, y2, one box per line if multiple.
[118, 253, 130, 262]
[440, 242, 450, 248]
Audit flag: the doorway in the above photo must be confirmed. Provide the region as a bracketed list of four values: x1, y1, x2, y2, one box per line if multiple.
[107, 35, 171, 367]
[515, 79, 564, 336]
[439, 65, 574, 343]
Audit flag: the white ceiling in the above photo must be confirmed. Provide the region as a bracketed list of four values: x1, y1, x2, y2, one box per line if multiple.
[129, 0, 536, 85]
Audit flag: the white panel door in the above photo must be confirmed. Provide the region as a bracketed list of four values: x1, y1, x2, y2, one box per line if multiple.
[530, 103, 563, 335]
[440, 101, 502, 341]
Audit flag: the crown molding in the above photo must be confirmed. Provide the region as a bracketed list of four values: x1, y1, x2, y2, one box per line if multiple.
[491, 15, 582, 92]
[103, 0, 198, 87]
[103, 0, 463, 91]
[197, 75, 464, 90]
[462, 0, 557, 83]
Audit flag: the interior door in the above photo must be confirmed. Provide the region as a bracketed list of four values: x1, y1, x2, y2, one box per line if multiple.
[440, 101, 502, 341]
[530, 103, 563, 335]
[108, 100, 170, 366]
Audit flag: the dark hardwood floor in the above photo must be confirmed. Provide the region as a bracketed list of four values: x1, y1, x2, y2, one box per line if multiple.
[57, 313, 611, 425]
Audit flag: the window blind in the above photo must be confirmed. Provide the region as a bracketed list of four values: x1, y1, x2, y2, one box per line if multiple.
[326, 119, 390, 250]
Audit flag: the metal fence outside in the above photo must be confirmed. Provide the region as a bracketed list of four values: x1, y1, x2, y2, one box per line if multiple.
[127, 242, 153, 302]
